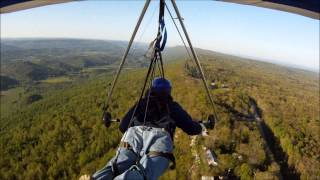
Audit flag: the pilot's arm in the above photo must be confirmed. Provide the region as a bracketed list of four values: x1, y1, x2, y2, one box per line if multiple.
[170, 102, 202, 135]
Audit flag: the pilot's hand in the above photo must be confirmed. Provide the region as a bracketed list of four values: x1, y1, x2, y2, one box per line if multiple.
[102, 112, 112, 127]
[203, 114, 215, 129]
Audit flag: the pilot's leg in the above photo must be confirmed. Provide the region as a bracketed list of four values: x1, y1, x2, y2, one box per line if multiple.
[139, 155, 169, 180]
[92, 148, 137, 180]
[113, 164, 145, 180]
[93, 127, 142, 180]
[139, 128, 172, 180]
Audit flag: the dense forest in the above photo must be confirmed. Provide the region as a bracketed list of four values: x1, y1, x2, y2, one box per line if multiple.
[0, 39, 319, 180]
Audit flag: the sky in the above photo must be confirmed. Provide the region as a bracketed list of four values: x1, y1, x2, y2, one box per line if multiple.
[1, 1, 319, 71]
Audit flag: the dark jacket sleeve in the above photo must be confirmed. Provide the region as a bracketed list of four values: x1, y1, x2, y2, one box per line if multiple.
[170, 102, 202, 135]
[119, 104, 136, 133]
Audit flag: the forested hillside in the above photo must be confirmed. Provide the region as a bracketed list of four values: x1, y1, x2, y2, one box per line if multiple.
[0, 39, 319, 180]
[0, 75, 19, 91]
[197, 54, 320, 179]
[0, 39, 148, 83]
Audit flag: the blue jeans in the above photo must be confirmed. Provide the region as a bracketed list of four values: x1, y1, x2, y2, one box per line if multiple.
[92, 126, 173, 180]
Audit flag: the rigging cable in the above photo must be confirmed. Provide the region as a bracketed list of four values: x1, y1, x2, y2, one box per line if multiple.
[169, 0, 219, 121]
[102, 0, 151, 118]
[165, 3, 192, 61]
[111, 56, 157, 175]
[129, 0, 167, 125]
[143, 58, 157, 126]
[130, 2, 158, 57]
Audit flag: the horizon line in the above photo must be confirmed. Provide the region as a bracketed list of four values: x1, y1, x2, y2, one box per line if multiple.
[1, 36, 319, 73]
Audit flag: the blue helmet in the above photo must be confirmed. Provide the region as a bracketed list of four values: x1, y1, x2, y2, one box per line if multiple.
[151, 77, 172, 94]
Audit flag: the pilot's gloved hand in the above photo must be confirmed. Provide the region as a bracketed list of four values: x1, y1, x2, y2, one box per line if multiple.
[102, 112, 112, 127]
[203, 114, 215, 129]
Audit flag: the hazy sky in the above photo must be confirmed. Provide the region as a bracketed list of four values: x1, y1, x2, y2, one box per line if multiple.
[1, 1, 319, 71]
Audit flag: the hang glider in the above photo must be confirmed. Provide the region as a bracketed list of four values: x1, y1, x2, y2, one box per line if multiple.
[0, 0, 319, 19]
[0, 0, 71, 14]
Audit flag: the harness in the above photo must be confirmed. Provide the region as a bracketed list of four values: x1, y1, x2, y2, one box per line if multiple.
[111, 106, 176, 179]
[118, 141, 176, 170]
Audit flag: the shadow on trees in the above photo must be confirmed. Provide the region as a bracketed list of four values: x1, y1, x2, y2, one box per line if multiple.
[216, 102, 254, 121]
[260, 120, 300, 179]
[250, 97, 300, 179]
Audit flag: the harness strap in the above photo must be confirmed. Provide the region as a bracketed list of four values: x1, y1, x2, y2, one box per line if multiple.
[111, 142, 135, 179]
[119, 141, 133, 149]
[155, 0, 167, 52]
[111, 158, 120, 178]
[133, 163, 147, 180]
[147, 151, 176, 170]
[118, 142, 147, 180]
[118, 141, 176, 170]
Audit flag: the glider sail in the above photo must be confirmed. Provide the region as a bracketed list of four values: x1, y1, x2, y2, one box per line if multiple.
[223, 0, 319, 20]
[0, 0, 319, 19]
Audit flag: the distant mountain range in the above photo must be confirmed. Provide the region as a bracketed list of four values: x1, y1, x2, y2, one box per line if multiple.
[1, 38, 317, 89]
